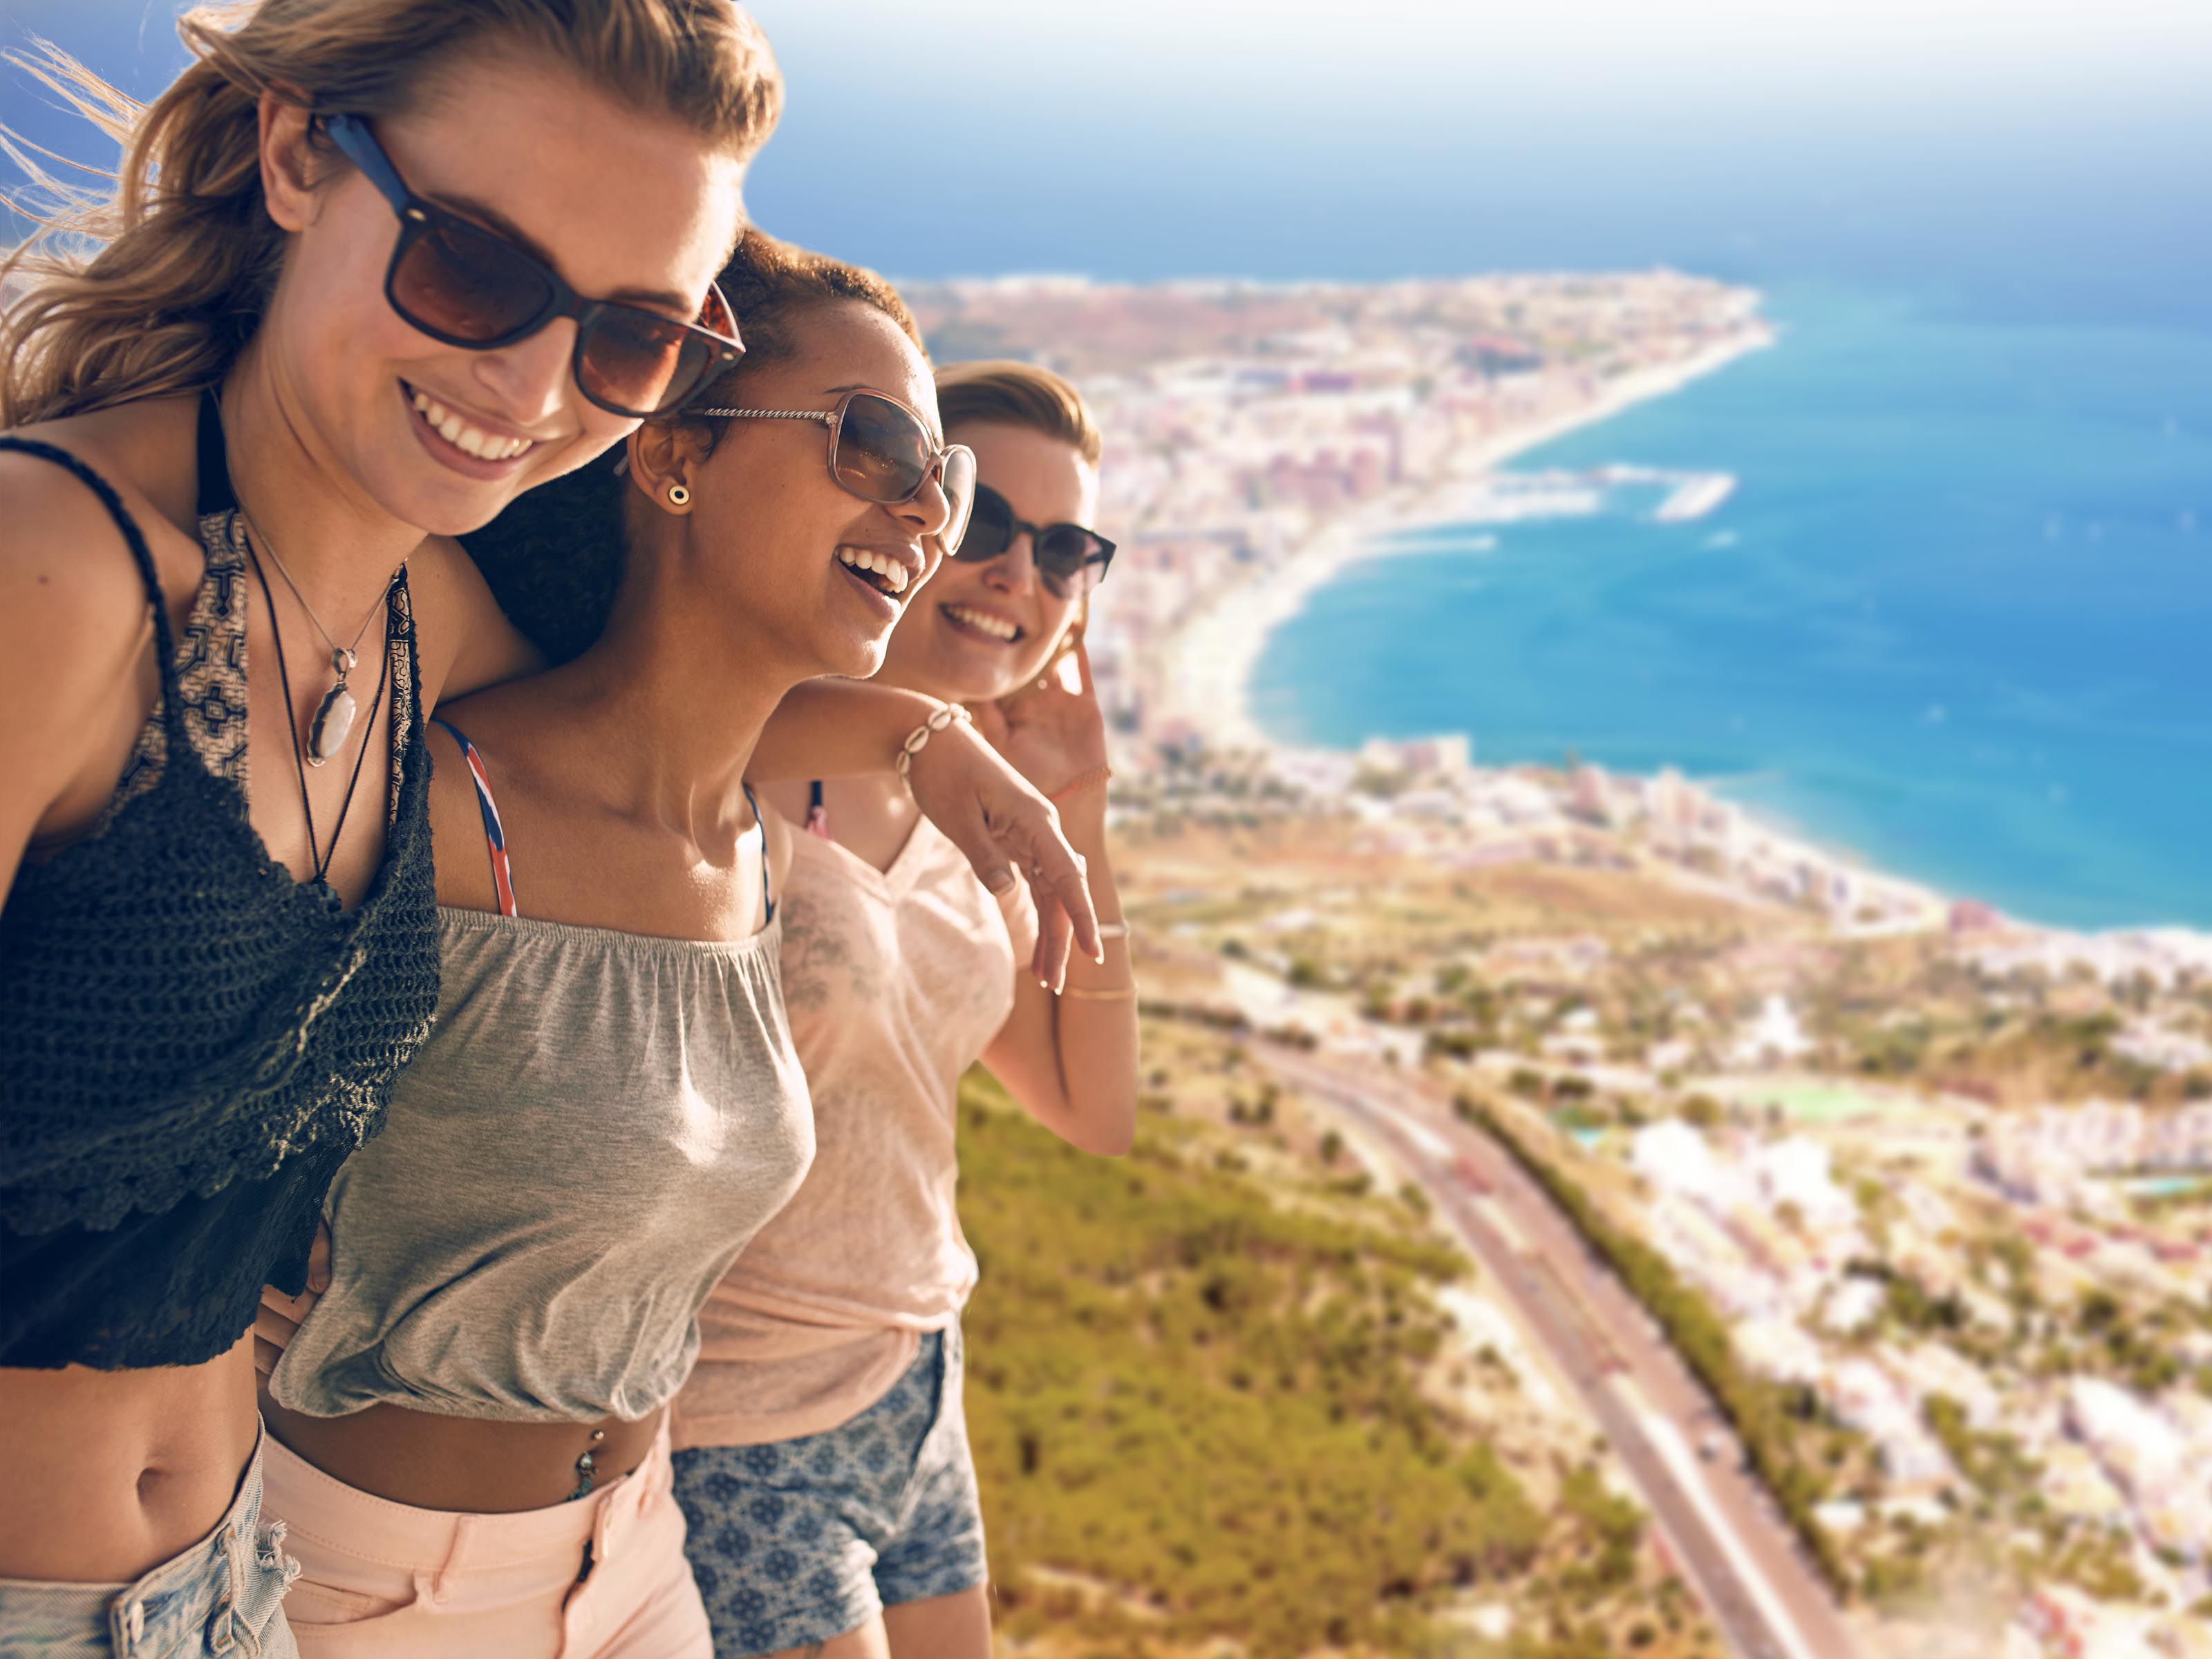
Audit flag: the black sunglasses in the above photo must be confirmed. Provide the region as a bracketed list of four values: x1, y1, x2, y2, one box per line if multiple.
[323, 114, 742, 419]
[957, 484, 1115, 600]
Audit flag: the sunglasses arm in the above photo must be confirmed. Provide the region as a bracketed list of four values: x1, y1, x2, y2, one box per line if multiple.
[690, 409, 840, 427]
[320, 114, 413, 214]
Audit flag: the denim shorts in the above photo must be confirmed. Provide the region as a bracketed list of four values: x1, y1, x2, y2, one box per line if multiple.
[671, 1326, 986, 1656]
[0, 1423, 299, 1658]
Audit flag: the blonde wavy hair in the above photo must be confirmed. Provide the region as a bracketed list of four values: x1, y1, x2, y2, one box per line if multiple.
[1, 0, 781, 427]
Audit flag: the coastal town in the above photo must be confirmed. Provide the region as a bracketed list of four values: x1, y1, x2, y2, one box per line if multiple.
[909, 276, 2212, 1658]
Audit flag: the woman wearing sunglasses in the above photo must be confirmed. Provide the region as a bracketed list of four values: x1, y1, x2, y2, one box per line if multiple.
[249, 234, 986, 1658]
[0, 7, 1089, 1653]
[0, 3, 777, 1653]
[668, 362, 1139, 1659]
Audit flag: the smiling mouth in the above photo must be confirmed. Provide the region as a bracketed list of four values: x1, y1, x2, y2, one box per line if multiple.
[941, 602, 1023, 644]
[404, 384, 536, 462]
[834, 545, 910, 599]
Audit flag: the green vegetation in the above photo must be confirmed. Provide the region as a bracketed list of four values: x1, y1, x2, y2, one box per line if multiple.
[1461, 1094, 1856, 1595]
[959, 1069, 1549, 1655]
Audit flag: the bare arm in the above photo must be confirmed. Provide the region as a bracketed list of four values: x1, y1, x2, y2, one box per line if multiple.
[756, 679, 1101, 986]
[972, 644, 1137, 1156]
[409, 535, 544, 706]
[0, 456, 168, 894]
[980, 783, 1138, 1156]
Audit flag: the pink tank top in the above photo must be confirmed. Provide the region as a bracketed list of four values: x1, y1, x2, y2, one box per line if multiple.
[673, 812, 1027, 1449]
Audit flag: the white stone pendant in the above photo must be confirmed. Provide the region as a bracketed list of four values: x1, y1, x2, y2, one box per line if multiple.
[308, 676, 356, 767]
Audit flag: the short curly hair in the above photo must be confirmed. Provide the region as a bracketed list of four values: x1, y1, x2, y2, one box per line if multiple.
[460, 228, 923, 663]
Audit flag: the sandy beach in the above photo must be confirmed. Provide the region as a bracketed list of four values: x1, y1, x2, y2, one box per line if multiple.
[1160, 329, 1774, 753]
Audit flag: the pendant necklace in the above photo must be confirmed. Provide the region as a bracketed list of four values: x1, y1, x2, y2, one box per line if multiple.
[238, 512, 397, 767]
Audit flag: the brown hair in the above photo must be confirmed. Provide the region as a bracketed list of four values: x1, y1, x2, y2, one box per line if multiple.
[933, 359, 1102, 466]
[461, 228, 920, 662]
[1, 0, 781, 426]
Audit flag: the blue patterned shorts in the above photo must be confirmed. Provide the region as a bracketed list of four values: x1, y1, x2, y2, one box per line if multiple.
[672, 1327, 986, 1656]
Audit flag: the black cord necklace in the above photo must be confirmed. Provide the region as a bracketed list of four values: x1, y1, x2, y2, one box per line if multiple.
[244, 529, 390, 886]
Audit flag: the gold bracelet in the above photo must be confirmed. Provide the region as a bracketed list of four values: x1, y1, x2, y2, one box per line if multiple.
[1057, 982, 1138, 1001]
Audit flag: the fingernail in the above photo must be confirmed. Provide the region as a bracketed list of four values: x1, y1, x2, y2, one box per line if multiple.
[987, 869, 1017, 895]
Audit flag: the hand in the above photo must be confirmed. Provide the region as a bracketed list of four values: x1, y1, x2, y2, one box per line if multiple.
[971, 639, 1110, 798]
[906, 716, 1101, 991]
[253, 1221, 331, 1383]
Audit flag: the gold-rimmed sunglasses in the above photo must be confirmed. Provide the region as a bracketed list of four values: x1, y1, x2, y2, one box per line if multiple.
[694, 390, 977, 552]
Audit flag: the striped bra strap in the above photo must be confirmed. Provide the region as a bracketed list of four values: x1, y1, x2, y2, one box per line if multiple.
[430, 718, 518, 917]
[429, 722, 772, 928]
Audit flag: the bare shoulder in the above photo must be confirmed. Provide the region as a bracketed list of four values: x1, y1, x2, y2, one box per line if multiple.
[408, 534, 541, 706]
[0, 402, 201, 856]
[0, 438, 179, 734]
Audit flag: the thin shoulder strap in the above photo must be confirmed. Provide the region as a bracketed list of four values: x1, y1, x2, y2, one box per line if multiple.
[805, 779, 832, 842]
[196, 388, 237, 517]
[430, 718, 518, 917]
[0, 437, 185, 740]
[742, 780, 774, 925]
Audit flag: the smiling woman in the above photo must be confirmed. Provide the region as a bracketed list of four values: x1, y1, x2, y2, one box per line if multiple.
[249, 230, 968, 1656]
[0, 1, 779, 1653]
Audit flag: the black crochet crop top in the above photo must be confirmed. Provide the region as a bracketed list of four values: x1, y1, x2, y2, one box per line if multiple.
[0, 399, 440, 1370]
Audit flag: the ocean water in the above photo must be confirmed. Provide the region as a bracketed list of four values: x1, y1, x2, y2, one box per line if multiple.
[1249, 283, 2212, 931]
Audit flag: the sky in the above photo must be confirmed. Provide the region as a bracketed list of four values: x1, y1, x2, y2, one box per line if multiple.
[6, 0, 2209, 303]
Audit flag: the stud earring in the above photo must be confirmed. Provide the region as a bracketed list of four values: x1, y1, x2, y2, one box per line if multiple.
[666, 482, 691, 507]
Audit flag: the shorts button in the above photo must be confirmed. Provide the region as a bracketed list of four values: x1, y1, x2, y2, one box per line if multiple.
[124, 1600, 146, 1644]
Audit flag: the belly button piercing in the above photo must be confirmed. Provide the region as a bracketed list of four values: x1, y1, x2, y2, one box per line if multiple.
[568, 1429, 607, 1503]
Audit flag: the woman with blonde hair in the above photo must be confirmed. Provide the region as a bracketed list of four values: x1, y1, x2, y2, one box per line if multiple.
[668, 361, 1139, 1659]
[0, 8, 1089, 1651]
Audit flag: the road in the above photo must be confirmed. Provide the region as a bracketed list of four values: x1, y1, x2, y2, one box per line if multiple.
[1260, 1045, 1864, 1659]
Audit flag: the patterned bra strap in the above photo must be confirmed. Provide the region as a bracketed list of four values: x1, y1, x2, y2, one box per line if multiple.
[742, 780, 774, 924]
[429, 718, 518, 917]
[0, 438, 187, 742]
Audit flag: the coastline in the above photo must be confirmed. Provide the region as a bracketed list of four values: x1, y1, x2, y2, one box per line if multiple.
[1147, 328, 2212, 956]
[1159, 329, 1774, 754]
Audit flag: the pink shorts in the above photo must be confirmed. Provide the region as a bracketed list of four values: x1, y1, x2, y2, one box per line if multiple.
[262, 1423, 708, 1659]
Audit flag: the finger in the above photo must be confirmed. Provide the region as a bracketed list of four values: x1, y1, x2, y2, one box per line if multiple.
[308, 1221, 333, 1295]
[262, 1284, 316, 1324]
[1007, 812, 1099, 964]
[943, 800, 1020, 899]
[253, 1334, 279, 1380]
[1029, 872, 1076, 992]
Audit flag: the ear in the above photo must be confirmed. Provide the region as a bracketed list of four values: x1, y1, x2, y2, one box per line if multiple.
[627, 420, 711, 516]
[259, 93, 322, 234]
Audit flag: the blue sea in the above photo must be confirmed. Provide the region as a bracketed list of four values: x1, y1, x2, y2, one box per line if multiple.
[1248, 282, 2212, 932]
[12, 5, 2209, 929]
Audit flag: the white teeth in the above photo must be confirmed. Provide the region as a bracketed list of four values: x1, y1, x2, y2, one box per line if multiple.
[834, 547, 909, 596]
[410, 388, 530, 461]
[945, 603, 1018, 641]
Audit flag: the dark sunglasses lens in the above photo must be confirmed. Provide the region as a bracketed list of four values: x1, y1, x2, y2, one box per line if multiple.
[954, 485, 1014, 563]
[939, 447, 976, 554]
[1035, 525, 1107, 597]
[392, 218, 554, 343]
[832, 393, 931, 503]
[578, 308, 713, 418]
